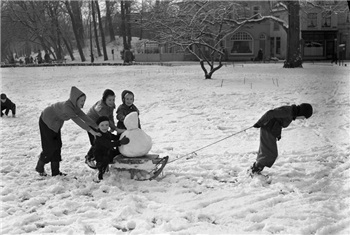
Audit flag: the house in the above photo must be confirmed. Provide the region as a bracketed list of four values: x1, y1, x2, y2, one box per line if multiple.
[134, 1, 349, 62]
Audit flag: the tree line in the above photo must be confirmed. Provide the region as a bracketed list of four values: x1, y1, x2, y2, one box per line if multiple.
[1, 0, 147, 63]
[1, 0, 349, 78]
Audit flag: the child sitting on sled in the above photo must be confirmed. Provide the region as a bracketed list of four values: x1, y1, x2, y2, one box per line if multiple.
[116, 90, 141, 133]
[92, 116, 129, 181]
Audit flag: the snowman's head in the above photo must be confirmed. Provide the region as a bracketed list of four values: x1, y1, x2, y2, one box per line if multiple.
[121, 90, 134, 106]
[123, 112, 139, 130]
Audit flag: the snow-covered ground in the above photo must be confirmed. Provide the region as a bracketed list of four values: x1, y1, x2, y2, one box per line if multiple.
[1, 63, 349, 234]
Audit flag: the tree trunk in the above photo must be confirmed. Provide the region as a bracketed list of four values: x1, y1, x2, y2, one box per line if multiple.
[284, 1, 302, 68]
[125, 1, 132, 48]
[92, 1, 102, 57]
[120, 1, 128, 49]
[71, 1, 85, 48]
[95, 1, 108, 60]
[199, 59, 223, 79]
[65, 1, 85, 62]
[106, 0, 116, 42]
[62, 36, 75, 61]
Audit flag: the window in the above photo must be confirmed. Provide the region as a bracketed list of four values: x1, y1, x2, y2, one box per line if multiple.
[274, 15, 280, 31]
[260, 34, 267, 40]
[307, 13, 317, 28]
[270, 37, 275, 57]
[322, 11, 331, 27]
[276, 37, 281, 54]
[253, 6, 260, 19]
[230, 32, 253, 54]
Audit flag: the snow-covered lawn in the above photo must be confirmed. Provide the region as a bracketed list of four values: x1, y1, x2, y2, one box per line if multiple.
[1, 63, 349, 234]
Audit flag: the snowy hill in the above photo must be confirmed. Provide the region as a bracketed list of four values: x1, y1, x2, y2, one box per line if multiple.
[1, 63, 349, 234]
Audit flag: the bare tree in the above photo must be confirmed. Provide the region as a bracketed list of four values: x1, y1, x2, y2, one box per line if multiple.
[284, 1, 302, 68]
[105, 0, 116, 42]
[145, 1, 287, 79]
[95, 0, 108, 60]
[92, 1, 102, 57]
[65, 0, 86, 61]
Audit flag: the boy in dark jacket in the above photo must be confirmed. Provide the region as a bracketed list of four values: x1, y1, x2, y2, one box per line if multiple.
[1, 93, 16, 117]
[93, 116, 129, 181]
[116, 90, 140, 132]
[249, 103, 313, 176]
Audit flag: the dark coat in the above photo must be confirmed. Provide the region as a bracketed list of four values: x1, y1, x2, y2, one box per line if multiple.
[255, 105, 297, 140]
[116, 104, 140, 129]
[1, 98, 16, 116]
[93, 130, 121, 164]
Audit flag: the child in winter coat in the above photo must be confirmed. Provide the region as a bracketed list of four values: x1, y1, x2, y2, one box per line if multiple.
[93, 116, 129, 180]
[1, 93, 16, 117]
[35, 86, 101, 177]
[87, 89, 118, 145]
[116, 90, 141, 132]
[85, 89, 119, 168]
[249, 103, 313, 175]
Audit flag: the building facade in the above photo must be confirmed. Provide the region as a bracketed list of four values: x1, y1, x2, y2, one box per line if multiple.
[135, 1, 349, 62]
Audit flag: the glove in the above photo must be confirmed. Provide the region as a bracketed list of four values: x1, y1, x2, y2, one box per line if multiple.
[119, 136, 130, 146]
[253, 123, 260, 128]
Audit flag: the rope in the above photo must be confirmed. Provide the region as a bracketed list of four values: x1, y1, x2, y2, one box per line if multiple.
[168, 126, 253, 164]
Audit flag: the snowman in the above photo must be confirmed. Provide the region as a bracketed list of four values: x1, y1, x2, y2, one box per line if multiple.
[118, 112, 152, 157]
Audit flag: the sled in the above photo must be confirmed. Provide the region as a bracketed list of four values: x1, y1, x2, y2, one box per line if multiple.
[111, 154, 169, 181]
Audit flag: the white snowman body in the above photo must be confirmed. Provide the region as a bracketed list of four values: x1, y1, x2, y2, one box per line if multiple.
[119, 112, 152, 157]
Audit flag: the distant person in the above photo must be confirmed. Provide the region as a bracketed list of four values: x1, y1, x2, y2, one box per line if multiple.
[256, 48, 263, 61]
[1, 93, 16, 118]
[248, 103, 313, 176]
[37, 50, 43, 64]
[123, 48, 134, 65]
[25, 56, 30, 65]
[44, 50, 50, 63]
[331, 52, 338, 64]
[35, 86, 101, 177]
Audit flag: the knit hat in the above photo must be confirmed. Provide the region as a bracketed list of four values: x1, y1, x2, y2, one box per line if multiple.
[1, 93, 7, 99]
[121, 90, 134, 102]
[297, 103, 313, 119]
[102, 89, 115, 102]
[96, 116, 109, 125]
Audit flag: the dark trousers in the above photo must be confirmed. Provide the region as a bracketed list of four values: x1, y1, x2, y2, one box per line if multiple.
[88, 132, 95, 145]
[39, 116, 62, 163]
[1, 103, 16, 116]
[256, 127, 278, 168]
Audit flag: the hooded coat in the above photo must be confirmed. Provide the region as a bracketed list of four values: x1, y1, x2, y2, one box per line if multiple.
[87, 100, 116, 131]
[41, 86, 97, 133]
[116, 90, 140, 129]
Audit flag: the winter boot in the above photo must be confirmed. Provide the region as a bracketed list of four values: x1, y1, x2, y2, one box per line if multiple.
[51, 161, 67, 176]
[35, 159, 48, 176]
[248, 162, 264, 177]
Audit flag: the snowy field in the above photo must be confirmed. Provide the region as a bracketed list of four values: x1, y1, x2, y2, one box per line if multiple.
[1, 63, 349, 234]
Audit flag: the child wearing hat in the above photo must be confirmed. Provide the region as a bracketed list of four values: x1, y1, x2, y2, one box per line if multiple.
[116, 90, 141, 132]
[85, 89, 120, 168]
[35, 86, 100, 177]
[87, 89, 118, 144]
[249, 103, 313, 176]
[1, 93, 16, 117]
[93, 116, 129, 181]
